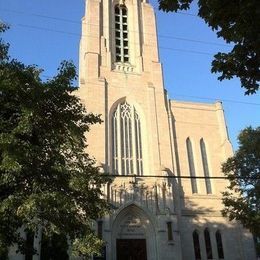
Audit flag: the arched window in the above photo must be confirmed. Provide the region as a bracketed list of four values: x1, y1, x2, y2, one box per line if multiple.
[193, 230, 201, 260]
[186, 138, 198, 193]
[112, 101, 143, 175]
[204, 228, 213, 259]
[200, 139, 212, 194]
[115, 5, 129, 63]
[216, 230, 224, 259]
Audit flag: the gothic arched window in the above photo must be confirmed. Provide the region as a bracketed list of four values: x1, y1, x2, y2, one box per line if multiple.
[193, 230, 201, 260]
[204, 228, 213, 259]
[200, 138, 212, 194]
[112, 101, 143, 175]
[186, 138, 198, 193]
[115, 5, 129, 63]
[216, 230, 224, 259]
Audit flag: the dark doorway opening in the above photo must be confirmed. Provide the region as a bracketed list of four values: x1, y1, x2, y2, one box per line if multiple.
[116, 239, 147, 260]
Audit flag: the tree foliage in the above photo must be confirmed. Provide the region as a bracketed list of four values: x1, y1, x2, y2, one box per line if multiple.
[0, 23, 109, 258]
[221, 127, 260, 238]
[158, 0, 260, 95]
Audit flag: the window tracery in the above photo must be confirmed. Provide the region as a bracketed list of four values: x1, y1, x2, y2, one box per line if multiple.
[112, 101, 143, 175]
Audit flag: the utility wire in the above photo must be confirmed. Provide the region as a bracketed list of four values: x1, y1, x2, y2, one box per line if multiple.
[101, 174, 260, 180]
[172, 95, 260, 106]
[2, 14, 258, 107]
[40, 76, 260, 106]
[1, 8, 230, 48]
[13, 23, 215, 56]
[1, 7, 198, 24]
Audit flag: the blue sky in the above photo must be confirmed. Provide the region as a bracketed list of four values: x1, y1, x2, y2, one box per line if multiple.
[1, 0, 259, 150]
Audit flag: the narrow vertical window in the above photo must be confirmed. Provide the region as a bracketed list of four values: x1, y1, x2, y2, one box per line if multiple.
[204, 228, 213, 259]
[167, 222, 173, 241]
[216, 230, 224, 259]
[112, 102, 143, 175]
[135, 108, 143, 175]
[97, 220, 103, 240]
[112, 109, 119, 174]
[120, 102, 133, 175]
[25, 230, 34, 260]
[186, 138, 198, 193]
[193, 230, 201, 260]
[200, 139, 212, 194]
[115, 5, 129, 63]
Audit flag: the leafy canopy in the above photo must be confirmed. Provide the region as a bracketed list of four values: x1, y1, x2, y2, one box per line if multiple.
[222, 127, 260, 237]
[158, 0, 260, 95]
[0, 23, 109, 258]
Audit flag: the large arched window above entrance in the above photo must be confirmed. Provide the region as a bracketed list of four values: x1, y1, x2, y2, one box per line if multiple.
[114, 4, 129, 63]
[112, 101, 143, 175]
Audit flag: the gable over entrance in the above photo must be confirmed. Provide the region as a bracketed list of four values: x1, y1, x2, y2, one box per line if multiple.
[111, 203, 157, 260]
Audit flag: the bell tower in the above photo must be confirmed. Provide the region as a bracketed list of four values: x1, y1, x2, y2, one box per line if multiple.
[78, 2, 181, 258]
[77, 1, 257, 260]
[79, 0, 174, 177]
[79, 0, 161, 76]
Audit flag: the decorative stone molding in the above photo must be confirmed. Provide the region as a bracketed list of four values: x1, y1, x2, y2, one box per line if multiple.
[114, 63, 134, 72]
[102, 176, 175, 214]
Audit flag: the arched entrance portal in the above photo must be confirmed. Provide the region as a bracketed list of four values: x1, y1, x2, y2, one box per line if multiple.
[111, 203, 157, 260]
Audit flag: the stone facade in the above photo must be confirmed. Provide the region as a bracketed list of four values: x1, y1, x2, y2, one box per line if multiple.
[8, 0, 256, 259]
[77, 0, 256, 259]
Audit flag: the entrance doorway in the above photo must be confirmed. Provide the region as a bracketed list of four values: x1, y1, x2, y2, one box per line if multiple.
[116, 239, 147, 260]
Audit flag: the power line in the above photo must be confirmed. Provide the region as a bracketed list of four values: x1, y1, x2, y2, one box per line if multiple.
[1, 8, 80, 24]
[13, 23, 215, 56]
[1, 7, 198, 24]
[40, 76, 260, 106]
[159, 35, 229, 47]
[159, 46, 213, 55]
[101, 174, 260, 180]
[172, 94, 260, 106]
[1, 8, 230, 48]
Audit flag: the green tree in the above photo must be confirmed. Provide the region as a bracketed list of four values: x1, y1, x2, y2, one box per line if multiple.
[0, 23, 109, 259]
[158, 0, 260, 95]
[222, 127, 260, 248]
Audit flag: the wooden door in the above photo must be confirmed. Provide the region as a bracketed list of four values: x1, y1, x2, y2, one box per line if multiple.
[116, 239, 147, 260]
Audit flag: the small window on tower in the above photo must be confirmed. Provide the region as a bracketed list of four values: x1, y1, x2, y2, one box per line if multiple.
[115, 7, 120, 14]
[114, 5, 129, 63]
[167, 222, 173, 241]
[116, 31, 120, 38]
[122, 8, 127, 16]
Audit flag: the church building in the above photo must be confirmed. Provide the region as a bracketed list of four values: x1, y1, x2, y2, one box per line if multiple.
[7, 0, 256, 259]
[78, 0, 256, 259]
